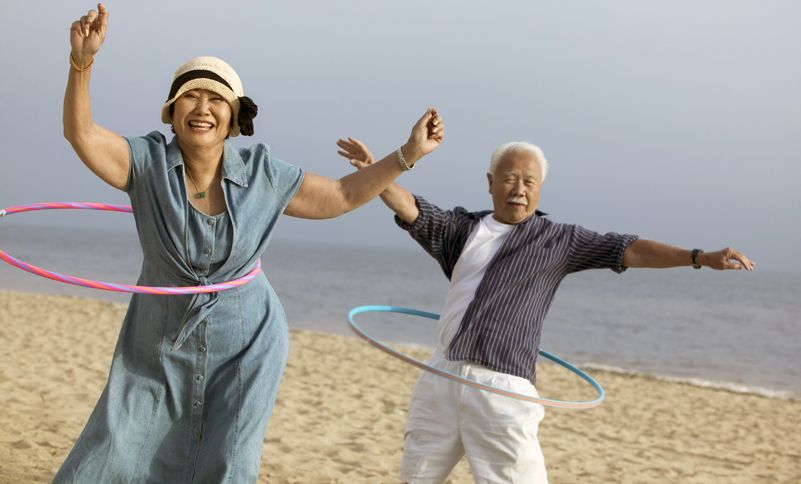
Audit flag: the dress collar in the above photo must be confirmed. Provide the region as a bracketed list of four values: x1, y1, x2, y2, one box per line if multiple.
[166, 136, 249, 187]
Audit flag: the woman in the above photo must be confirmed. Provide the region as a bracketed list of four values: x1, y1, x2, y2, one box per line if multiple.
[56, 4, 444, 483]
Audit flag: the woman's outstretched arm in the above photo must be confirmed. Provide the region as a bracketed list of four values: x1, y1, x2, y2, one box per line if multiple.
[336, 137, 419, 224]
[284, 108, 444, 219]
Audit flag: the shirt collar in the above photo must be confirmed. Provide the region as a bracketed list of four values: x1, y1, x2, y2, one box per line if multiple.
[514, 210, 548, 229]
[469, 209, 548, 224]
[166, 136, 249, 188]
[220, 142, 248, 187]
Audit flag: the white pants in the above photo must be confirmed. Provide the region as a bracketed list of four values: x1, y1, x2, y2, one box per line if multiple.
[399, 355, 548, 484]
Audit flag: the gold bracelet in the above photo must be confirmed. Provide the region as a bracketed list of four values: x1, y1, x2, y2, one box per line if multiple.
[69, 54, 94, 72]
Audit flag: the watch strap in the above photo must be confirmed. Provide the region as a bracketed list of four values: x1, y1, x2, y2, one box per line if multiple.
[691, 248, 704, 269]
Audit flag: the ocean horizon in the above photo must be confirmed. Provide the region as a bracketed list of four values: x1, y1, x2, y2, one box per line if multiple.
[1, 222, 798, 400]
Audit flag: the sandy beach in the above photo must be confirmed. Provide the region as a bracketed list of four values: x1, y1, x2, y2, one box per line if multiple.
[1, 291, 799, 483]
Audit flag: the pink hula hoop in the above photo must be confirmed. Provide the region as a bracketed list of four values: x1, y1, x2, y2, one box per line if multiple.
[0, 202, 261, 295]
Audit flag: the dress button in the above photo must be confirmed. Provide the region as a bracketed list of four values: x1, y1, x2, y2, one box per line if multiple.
[207, 218, 215, 226]
[196, 375, 204, 382]
[203, 248, 211, 255]
[193, 401, 202, 409]
[199, 346, 207, 353]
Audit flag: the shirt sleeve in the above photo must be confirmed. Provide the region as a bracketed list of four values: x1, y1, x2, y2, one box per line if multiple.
[124, 131, 166, 194]
[394, 195, 462, 277]
[264, 152, 305, 211]
[566, 224, 639, 274]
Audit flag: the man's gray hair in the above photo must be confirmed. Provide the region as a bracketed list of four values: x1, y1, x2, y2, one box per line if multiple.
[488, 141, 548, 181]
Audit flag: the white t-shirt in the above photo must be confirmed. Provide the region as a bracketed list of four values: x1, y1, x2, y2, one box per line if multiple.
[436, 213, 515, 351]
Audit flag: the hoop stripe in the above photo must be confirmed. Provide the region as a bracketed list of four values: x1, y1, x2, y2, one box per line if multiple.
[0, 202, 261, 294]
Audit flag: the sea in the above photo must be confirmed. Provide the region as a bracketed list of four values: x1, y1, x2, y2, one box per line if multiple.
[1, 222, 799, 400]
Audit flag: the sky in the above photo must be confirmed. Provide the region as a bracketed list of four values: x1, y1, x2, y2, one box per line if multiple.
[0, 1, 799, 272]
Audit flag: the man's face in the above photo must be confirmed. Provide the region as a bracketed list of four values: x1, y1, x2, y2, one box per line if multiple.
[487, 150, 543, 225]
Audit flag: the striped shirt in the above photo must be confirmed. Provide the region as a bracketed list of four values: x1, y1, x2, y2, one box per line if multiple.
[396, 195, 638, 383]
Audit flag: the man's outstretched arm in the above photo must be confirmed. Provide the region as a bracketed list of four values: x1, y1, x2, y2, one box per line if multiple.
[622, 239, 755, 271]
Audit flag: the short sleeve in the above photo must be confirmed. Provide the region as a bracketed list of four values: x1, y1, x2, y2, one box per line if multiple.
[264, 153, 305, 209]
[124, 131, 167, 193]
[566, 225, 638, 274]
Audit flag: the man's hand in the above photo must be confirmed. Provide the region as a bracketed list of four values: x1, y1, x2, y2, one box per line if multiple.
[698, 247, 755, 271]
[334, 137, 420, 224]
[337, 137, 375, 170]
[623, 240, 755, 271]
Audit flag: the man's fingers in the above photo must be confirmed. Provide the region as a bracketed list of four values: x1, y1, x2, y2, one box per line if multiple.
[337, 137, 373, 160]
[708, 247, 753, 271]
[732, 258, 751, 271]
[349, 159, 369, 169]
[340, 147, 359, 158]
[723, 247, 752, 271]
[732, 252, 754, 271]
[352, 140, 373, 157]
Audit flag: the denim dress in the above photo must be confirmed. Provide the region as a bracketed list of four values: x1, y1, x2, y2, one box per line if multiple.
[54, 131, 304, 483]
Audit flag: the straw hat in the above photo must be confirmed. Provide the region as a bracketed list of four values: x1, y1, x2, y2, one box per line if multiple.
[161, 56, 258, 136]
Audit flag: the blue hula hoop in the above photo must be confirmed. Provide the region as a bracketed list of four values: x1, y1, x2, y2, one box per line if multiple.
[348, 305, 605, 409]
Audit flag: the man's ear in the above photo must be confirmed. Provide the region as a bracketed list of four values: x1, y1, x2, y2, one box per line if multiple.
[487, 172, 493, 194]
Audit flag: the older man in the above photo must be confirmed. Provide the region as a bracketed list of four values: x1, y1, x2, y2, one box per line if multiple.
[337, 138, 753, 484]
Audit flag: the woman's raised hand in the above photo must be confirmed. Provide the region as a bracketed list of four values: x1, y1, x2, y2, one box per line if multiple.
[404, 108, 445, 162]
[70, 3, 108, 66]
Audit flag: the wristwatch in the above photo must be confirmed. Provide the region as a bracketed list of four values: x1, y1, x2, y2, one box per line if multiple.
[691, 249, 704, 270]
[397, 147, 413, 171]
